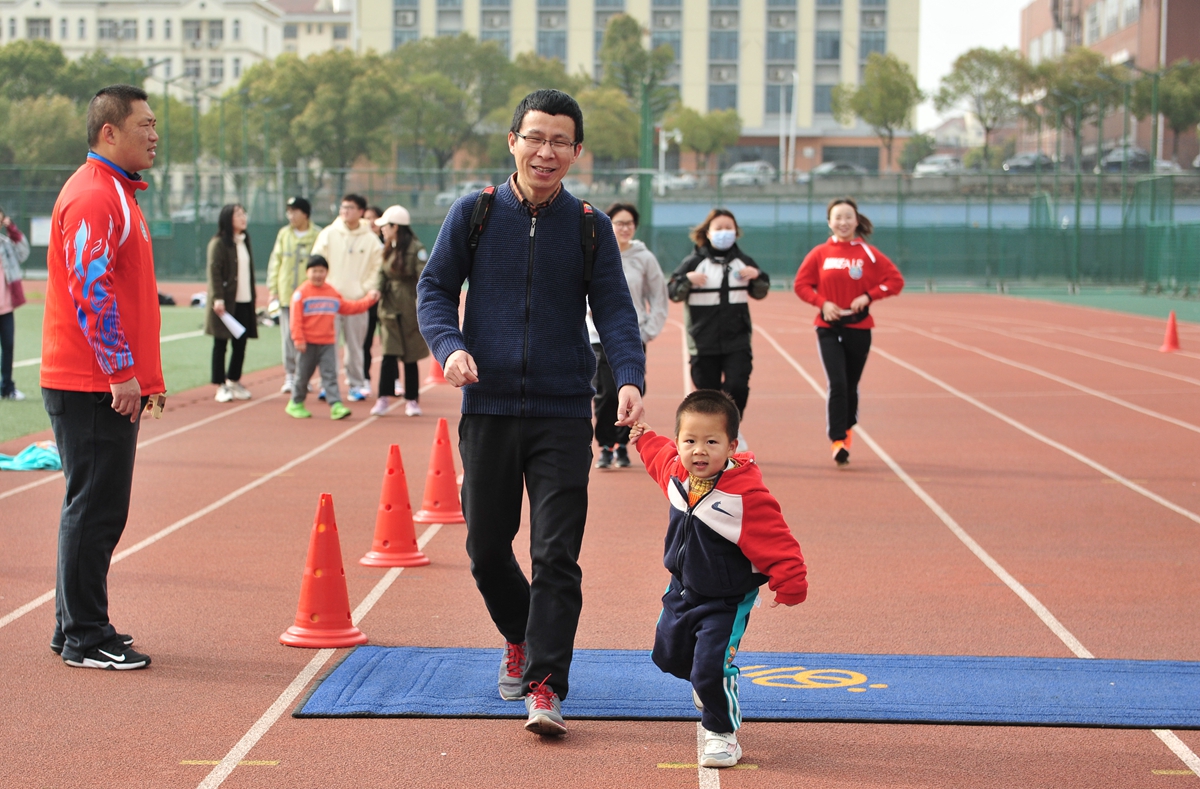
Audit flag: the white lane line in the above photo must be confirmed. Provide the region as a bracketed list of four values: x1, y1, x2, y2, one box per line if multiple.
[668, 318, 693, 396]
[197, 523, 443, 789]
[12, 330, 207, 368]
[754, 325, 1200, 776]
[0, 393, 283, 504]
[871, 346, 1200, 527]
[894, 323, 1200, 436]
[0, 386, 432, 631]
[696, 724, 721, 788]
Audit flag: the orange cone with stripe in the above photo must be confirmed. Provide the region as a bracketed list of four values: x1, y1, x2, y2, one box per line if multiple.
[424, 358, 446, 385]
[1160, 311, 1181, 353]
[413, 417, 465, 524]
[360, 444, 430, 567]
[280, 494, 368, 648]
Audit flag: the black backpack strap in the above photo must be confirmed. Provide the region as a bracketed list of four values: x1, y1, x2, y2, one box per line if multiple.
[466, 185, 496, 265]
[581, 200, 596, 284]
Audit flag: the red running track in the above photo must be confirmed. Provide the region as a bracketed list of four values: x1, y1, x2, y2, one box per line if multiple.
[1, 293, 1198, 788]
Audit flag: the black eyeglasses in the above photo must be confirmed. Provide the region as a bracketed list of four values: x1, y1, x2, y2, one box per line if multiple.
[513, 131, 577, 151]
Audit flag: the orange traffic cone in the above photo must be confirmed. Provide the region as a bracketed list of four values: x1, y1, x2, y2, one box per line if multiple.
[424, 359, 446, 385]
[280, 494, 368, 648]
[413, 417, 466, 524]
[361, 444, 430, 567]
[1160, 311, 1181, 353]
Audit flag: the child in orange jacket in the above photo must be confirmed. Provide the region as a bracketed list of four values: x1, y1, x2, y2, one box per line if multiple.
[286, 254, 378, 420]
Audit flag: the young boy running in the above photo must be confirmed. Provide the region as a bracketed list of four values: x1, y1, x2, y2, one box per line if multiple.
[286, 254, 378, 420]
[628, 390, 807, 767]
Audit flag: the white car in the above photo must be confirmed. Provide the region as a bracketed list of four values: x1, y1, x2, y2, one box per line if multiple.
[1155, 159, 1184, 174]
[434, 180, 492, 207]
[619, 173, 699, 193]
[913, 154, 963, 177]
[720, 160, 776, 187]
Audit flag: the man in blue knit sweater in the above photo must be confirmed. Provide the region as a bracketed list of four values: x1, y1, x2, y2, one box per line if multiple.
[417, 90, 646, 737]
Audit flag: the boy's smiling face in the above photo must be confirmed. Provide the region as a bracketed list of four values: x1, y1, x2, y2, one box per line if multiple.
[676, 411, 738, 479]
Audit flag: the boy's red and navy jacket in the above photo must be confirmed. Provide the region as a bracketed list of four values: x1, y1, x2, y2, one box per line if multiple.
[636, 430, 808, 604]
[793, 237, 904, 329]
[41, 153, 163, 394]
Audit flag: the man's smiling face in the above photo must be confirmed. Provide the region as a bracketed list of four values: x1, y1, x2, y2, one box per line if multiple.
[508, 110, 580, 201]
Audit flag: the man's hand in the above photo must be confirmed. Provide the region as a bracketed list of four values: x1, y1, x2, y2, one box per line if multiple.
[615, 384, 644, 426]
[444, 350, 479, 388]
[110, 377, 141, 422]
[213, 298, 226, 317]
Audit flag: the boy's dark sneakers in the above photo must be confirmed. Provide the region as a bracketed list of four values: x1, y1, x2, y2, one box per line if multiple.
[594, 448, 612, 469]
[613, 445, 631, 468]
[63, 636, 150, 670]
[51, 632, 133, 656]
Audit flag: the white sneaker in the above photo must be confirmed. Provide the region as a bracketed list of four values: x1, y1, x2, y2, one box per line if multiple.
[405, 399, 422, 417]
[226, 380, 252, 400]
[280, 378, 294, 394]
[2, 389, 25, 401]
[701, 730, 742, 768]
[370, 396, 389, 416]
[214, 384, 233, 403]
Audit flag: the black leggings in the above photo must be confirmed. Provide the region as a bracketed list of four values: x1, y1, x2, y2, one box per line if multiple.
[378, 356, 419, 400]
[363, 303, 378, 382]
[0, 311, 14, 396]
[211, 302, 255, 384]
[816, 326, 872, 442]
[690, 348, 752, 417]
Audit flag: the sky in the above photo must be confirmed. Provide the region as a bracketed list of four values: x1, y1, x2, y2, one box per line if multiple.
[916, 0, 1032, 131]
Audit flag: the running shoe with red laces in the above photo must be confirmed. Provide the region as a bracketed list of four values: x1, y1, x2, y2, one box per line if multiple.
[524, 676, 566, 736]
[831, 440, 849, 466]
[498, 640, 527, 701]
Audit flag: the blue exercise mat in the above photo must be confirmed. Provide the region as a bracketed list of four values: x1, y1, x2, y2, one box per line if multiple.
[294, 646, 1200, 728]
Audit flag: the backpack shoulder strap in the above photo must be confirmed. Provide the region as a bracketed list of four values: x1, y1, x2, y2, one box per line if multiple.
[580, 200, 596, 284]
[466, 185, 497, 265]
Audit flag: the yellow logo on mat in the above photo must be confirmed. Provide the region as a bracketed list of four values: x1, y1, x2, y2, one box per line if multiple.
[741, 665, 888, 693]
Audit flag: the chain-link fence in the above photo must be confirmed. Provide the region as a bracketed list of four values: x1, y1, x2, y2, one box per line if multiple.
[3, 165, 1198, 291]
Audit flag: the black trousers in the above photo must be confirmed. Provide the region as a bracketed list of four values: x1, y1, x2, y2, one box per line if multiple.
[459, 414, 593, 700]
[362, 303, 378, 382]
[0, 311, 14, 396]
[690, 348, 752, 417]
[592, 342, 643, 449]
[43, 388, 146, 661]
[211, 301, 255, 384]
[378, 356, 418, 400]
[816, 326, 872, 442]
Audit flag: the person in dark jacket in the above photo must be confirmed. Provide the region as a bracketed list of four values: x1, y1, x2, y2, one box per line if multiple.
[205, 203, 258, 403]
[418, 89, 645, 739]
[668, 208, 769, 420]
[371, 204, 428, 416]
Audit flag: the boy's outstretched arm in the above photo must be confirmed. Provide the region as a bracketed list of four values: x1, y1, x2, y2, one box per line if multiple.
[628, 421, 650, 444]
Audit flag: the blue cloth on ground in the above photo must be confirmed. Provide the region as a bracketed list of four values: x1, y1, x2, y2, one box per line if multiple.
[294, 646, 1200, 728]
[0, 441, 61, 471]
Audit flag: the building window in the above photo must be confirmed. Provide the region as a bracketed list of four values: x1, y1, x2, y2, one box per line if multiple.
[149, 18, 158, 39]
[8, 19, 15, 39]
[208, 20, 223, 43]
[814, 84, 834, 114]
[232, 57, 241, 78]
[333, 24, 348, 39]
[1084, 4, 1100, 43]
[164, 19, 172, 39]
[59, 18, 66, 39]
[97, 19, 120, 40]
[709, 84, 737, 111]
[766, 30, 795, 61]
[538, 30, 567, 61]
[538, 0, 567, 62]
[162, 58, 172, 78]
[766, 83, 793, 114]
[395, 0, 419, 48]
[480, 30, 510, 56]
[233, 19, 241, 41]
[78, 18, 85, 38]
[284, 24, 297, 39]
[121, 20, 137, 40]
[815, 30, 840, 60]
[816, 0, 840, 5]
[709, 30, 737, 60]
[652, 31, 681, 60]
[210, 59, 224, 82]
[768, 0, 796, 6]
[860, 30, 885, 58]
[394, 30, 420, 46]
[861, 0, 886, 5]
[654, 0, 682, 6]
[184, 59, 201, 79]
[438, 0, 463, 36]
[27, 18, 51, 39]
[183, 20, 202, 42]
[1122, 0, 1139, 27]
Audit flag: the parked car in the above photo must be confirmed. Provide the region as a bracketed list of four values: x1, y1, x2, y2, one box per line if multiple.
[795, 161, 869, 183]
[169, 202, 223, 222]
[1155, 159, 1184, 174]
[619, 172, 700, 193]
[1098, 145, 1150, 173]
[434, 180, 492, 207]
[1001, 153, 1055, 173]
[720, 160, 776, 187]
[912, 154, 964, 177]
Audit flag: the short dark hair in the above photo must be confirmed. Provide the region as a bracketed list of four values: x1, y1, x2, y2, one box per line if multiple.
[87, 85, 149, 148]
[510, 89, 584, 145]
[307, 254, 329, 270]
[675, 390, 740, 442]
[341, 194, 367, 211]
[605, 202, 639, 227]
[286, 196, 312, 216]
[215, 203, 244, 244]
[690, 208, 740, 248]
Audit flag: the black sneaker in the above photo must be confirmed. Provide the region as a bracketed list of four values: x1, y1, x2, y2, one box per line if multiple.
[594, 448, 612, 469]
[63, 637, 150, 670]
[51, 631, 133, 656]
[613, 445, 631, 468]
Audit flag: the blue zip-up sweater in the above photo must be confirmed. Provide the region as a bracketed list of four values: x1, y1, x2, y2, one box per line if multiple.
[417, 182, 645, 418]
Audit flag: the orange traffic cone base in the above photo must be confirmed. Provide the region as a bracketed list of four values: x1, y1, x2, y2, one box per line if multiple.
[360, 548, 429, 567]
[280, 623, 367, 648]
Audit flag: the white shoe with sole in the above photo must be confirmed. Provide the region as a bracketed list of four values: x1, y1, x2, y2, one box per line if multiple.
[215, 384, 233, 403]
[405, 400, 422, 416]
[701, 730, 742, 768]
[226, 380, 252, 400]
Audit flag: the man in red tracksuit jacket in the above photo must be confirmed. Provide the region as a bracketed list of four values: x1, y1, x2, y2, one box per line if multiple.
[41, 85, 163, 670]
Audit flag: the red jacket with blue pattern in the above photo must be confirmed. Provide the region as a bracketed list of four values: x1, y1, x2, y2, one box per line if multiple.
[41, 154, 163, 394]
[636, 430, 808, 605]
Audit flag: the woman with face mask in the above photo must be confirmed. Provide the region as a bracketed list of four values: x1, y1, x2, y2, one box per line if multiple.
[794, 197, 904, 467]
[668, 208, 769, 427]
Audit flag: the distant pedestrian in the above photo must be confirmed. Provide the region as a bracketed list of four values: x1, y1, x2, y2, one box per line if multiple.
[285, 254, 379, 420]
[794, 197, 904, 466]
[266, 196, 321, 394]
[370, 205, 428, 417]
[589, 202, 667, 469]
[668, 208, 769, 427]
[0, 204, 31, 401]
[205, 204, 257, 403]
[362, 204, 385, 391]
[312, 194, 383, 402]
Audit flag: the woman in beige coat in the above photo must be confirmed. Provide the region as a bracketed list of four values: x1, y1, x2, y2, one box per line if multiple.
[370, 205, 429, 416]
[205, 204, 258, 402]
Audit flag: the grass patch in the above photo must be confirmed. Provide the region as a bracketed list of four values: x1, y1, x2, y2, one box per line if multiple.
[0, 305, 282, 445]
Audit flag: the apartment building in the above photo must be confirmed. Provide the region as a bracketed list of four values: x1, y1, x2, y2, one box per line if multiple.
[357, 0, 920, 172]
[275, 0, 353, 58]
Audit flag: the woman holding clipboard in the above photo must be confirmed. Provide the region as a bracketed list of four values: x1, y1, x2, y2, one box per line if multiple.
[205, 203, 258, 403]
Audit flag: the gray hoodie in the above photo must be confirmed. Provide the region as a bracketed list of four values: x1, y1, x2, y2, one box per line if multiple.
[588, 239, 669, 345]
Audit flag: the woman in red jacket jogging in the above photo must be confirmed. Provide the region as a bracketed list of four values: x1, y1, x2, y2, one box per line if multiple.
[794, 197, 903, 466]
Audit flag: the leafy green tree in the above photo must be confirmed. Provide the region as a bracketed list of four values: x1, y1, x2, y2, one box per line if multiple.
[0, 95, 86, 166]
[899, 132, 936, 172]
[934, 47, 1031, 167]
[147, 93, 198, 167]
[577, 87, 639, 162]
[832, 52, 923, 167]
[509, 51, 589, 97]
[59, 51, 150, 103]
[1035, 48, 1123, 165]
[663, 105, 741, 176]
[238, 54, 313, 169]
[0, 40, 69, 100]
[1132, 59, 1200, 161]
[388, 69, 474, 188]
[962, 137, 1016, 170]
[598, 14, 677, 117]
